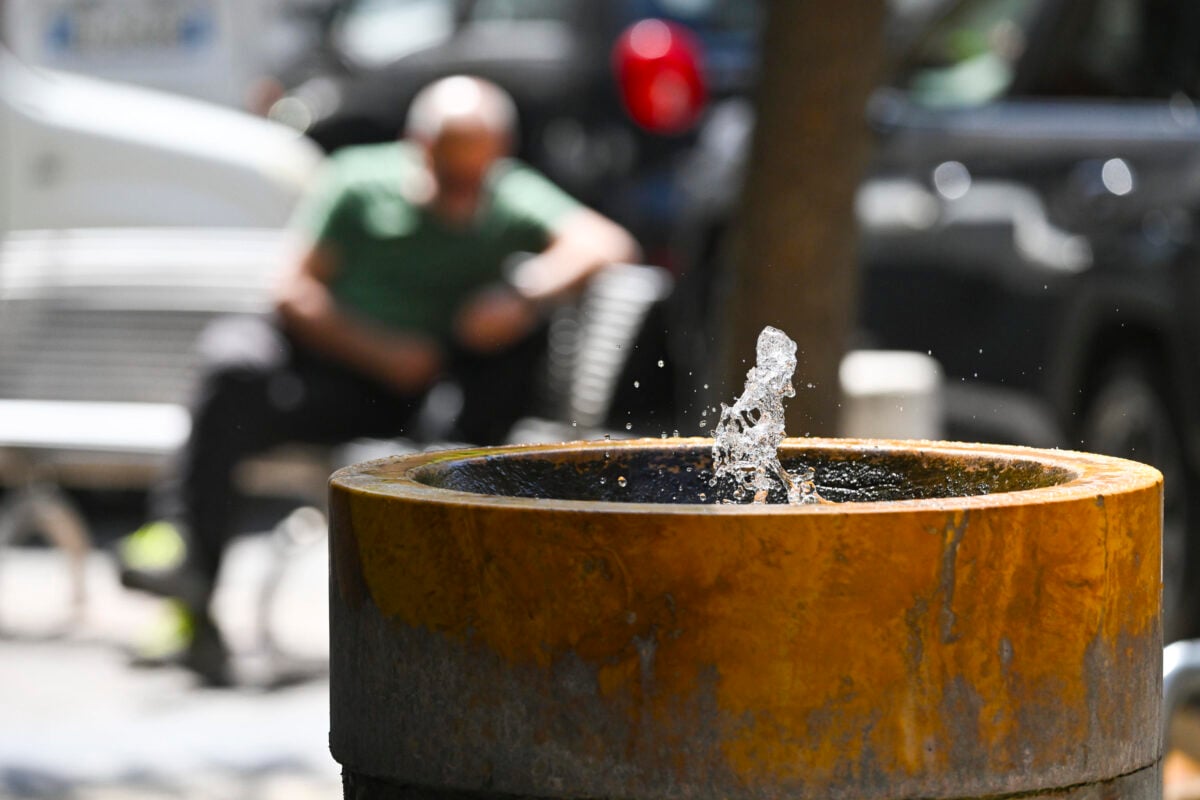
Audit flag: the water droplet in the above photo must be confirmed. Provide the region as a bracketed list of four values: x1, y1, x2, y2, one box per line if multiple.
[617, 476, 627, 487]
[599, 477, 606, 485]
[703, 384, 709, 389]
[657, 360, 664, 368]
[698, 492, 707, 501]
[625, 422, 633, 430]
[633, 381, 640, 389]
[672, 429, 679, 437]
[661, 432, 667, 439]
[604, 434, 611, 441]
[698, 420, 707, 428]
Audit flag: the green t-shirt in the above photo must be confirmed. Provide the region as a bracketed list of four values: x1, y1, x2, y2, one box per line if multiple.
[292, 142, 581, 343]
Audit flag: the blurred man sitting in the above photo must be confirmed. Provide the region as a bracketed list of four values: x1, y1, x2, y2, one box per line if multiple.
[119, 75, 640, 685]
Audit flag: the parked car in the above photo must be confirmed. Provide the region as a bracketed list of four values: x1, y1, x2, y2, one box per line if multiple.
[2, 0, 298, 110]
[265, 0, 762, 261]
[675, 0, 1200, 641]
[0, 46, 325, 541]
[860, 0, 1200, 642]
[1, 45, 323, 231]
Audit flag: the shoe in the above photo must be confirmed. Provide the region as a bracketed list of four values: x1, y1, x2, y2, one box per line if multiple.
[119, 520, 186, 572]
[117, 520, 211, 609]
[128, 599, 194, 667]
[128, 600, 233, 688]
[120, 564, 212, 611]
[182, 611, 234, 688]
[118, 521, 232, 686]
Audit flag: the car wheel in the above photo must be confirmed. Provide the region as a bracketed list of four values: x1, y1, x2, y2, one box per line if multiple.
[1079, 356, 1197, 642]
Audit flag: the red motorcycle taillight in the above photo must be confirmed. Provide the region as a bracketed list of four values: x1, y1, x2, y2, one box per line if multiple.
[612, 19, 707, 135]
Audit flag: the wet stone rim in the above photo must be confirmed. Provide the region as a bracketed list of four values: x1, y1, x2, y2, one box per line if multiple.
[331, 437, 1161, 510]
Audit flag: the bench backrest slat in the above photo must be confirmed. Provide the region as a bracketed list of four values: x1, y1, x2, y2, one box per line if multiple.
[0, 230, 286, 407]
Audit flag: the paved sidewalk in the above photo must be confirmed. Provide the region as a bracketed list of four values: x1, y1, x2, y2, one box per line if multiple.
[0, 528, 339, 799]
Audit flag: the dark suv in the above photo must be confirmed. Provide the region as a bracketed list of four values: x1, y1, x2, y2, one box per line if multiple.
[857, 0, 1200, 640]
[673, 0, 1200, 640]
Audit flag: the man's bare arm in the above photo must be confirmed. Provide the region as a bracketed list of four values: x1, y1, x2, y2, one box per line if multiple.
[274, 243, 443, 393]
[507, 208, 643, 304]
[453, 209, 641, 352]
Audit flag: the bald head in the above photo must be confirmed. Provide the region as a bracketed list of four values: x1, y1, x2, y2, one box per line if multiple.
[405, 76, 518, 145]
[405, 77, 519, 225]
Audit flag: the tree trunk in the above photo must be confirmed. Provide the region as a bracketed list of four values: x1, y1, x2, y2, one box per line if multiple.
[719, 0, 887, 436]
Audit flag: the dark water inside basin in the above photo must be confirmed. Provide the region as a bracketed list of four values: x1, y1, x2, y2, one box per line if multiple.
[411, 444, 1075, 504]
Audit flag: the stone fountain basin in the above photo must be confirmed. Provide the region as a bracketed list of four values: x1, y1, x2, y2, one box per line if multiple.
[329, 438, 1163, 800]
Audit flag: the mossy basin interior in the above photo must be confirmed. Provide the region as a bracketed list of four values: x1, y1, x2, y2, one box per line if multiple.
[406, 438, 1076, 504]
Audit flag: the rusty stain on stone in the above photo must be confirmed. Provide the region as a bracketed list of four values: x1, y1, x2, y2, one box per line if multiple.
[938, 511, 967, 645]
[329, 438, 1163, 799]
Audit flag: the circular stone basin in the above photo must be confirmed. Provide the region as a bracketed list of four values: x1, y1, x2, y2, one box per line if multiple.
[329, 438, 1163, 800]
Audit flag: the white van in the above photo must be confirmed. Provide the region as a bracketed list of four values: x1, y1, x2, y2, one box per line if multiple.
[0, 46, 323, 232]
[1, 0, 286, 109]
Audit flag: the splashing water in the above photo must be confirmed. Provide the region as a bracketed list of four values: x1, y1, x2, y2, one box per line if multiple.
[711, 326, 821, 504]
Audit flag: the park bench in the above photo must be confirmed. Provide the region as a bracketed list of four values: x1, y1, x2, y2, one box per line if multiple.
[0, 227, 672, 622]
[0, 228, 302, 620]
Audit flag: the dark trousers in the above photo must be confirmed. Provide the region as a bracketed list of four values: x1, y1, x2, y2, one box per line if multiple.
[153, 314, 544, 584]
